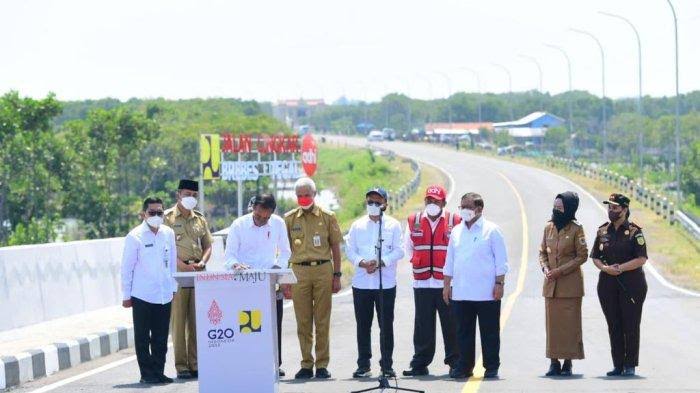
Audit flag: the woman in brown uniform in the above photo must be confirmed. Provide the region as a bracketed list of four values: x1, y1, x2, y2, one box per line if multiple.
[591, 193, 648, 377]
[538, 191, 588, 376]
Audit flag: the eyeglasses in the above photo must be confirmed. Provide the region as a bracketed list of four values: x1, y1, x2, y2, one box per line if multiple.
[147, 210, 164, 217]
[367, 201, 383, 207]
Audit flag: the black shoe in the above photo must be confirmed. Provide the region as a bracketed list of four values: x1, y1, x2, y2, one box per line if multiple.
[278, 368, 285, 377]
[315, 368, 331, 379]
[402, 367, 429, 376]
[483, 369, 499, 379]
[560, 360, 572, 377]
[294, 368, 314, 379]
[177, 371, 193, 379]
[191, 370, 198, 378]
[382, 368, 396, 378]
[621, 366, 636, 376]
[545, 361, 561, 377]
[139, 377, 160, 384]
[157, 374, 174, 384]
[449, 369, 472, 379]
[353, 367, 371, 378]
[606, 367, 623, 376]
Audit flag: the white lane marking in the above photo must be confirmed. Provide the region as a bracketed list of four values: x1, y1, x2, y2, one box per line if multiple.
[530, 165, 700, 298]
[28, 343, 172, 393]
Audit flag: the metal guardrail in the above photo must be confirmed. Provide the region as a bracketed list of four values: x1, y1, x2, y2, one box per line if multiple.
[545, 157, 700, 239]
[370, 147, 421, 213]
[325, 139, 422, 214]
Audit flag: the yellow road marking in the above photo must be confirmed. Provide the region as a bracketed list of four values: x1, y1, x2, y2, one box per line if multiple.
[462, 171, 530, 393]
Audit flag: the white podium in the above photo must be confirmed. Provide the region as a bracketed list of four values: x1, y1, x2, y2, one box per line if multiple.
[174, 269, 296, 393]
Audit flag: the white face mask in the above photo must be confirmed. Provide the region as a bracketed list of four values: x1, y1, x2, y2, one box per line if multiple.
[367, 203, 382, 217]
[146, 215, 163, 228]
[459, 208, 476, 222]
[425, 203, 441, 217]
[181, 196, 197, 210]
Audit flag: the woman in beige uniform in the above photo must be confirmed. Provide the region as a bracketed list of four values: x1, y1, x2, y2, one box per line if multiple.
[538, 191, 588, 376]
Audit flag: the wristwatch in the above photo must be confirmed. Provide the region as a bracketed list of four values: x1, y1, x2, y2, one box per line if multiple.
[333, 271, 342, 278]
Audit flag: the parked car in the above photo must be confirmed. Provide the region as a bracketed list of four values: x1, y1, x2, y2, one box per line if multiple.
[367, 130, 384, 142]
[381, 128, 396, 141]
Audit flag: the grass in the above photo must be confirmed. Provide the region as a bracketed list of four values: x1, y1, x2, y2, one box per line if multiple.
[314, 143, 447, 288]
[445, 144, 700, 291]
[315, 145, 414, 230]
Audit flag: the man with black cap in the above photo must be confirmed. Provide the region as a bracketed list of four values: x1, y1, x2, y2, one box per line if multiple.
[591, 193, 648, 377]
[164, 179, 213, 380]
[345, 187, 404, 378]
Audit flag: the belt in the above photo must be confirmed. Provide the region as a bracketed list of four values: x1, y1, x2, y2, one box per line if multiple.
[184, 259, 201, 265]
[293, 260, 330, 267]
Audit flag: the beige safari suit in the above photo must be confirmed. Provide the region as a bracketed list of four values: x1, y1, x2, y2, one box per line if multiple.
[284, 204, 342, 370]
[164, 206, 212, 373]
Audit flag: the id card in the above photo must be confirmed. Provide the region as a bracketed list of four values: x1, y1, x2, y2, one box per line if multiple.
[313, 234, 321, 247]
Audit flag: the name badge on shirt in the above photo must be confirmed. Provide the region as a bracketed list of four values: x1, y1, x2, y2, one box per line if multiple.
[313, 234, 321, 247]
[145, 243, 154, 248]
[411, 231, 423, 237]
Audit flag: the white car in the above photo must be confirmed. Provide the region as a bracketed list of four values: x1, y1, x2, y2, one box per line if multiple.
[367, 130, 384, 142]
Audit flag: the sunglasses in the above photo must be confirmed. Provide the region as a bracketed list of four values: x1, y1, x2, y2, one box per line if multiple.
[147, 210, 164, 217]
[367, 201, 383, 207]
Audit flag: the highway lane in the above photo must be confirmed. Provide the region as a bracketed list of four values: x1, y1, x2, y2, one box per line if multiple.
[19, 139, 700, 393]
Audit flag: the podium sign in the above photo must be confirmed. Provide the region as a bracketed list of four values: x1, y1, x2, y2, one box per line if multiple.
[177, 270, 293, 393]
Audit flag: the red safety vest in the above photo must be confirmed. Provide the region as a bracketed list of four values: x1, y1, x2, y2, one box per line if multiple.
[408, 210, 460, 280]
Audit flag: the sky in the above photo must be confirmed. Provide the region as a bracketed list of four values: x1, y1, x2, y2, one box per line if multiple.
[1, 0, 699, 103]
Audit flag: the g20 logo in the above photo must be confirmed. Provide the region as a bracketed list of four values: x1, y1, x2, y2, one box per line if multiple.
[208, 328, 235, 340]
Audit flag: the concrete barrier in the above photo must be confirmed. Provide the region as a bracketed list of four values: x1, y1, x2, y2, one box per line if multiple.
[0, 234, 226, 332]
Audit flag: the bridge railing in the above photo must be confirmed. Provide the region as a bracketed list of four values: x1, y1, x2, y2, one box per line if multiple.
[545, 157, 700, 240]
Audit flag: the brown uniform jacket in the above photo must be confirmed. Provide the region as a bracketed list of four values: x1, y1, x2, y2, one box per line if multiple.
[538, 220, 588, 298]
[284, 204, 343, 264]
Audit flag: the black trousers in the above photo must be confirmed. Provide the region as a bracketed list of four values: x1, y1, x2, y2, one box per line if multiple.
[451, 300, 501, 373]
[132, 297, 172, 379]
[353, 286, 396, 370]
[276, 298, 283, 368]
[597, 272, 647, 368]
[410, 288, 458, 369]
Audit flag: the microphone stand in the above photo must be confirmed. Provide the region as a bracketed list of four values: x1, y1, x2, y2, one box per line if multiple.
[352, 208, 424, 393]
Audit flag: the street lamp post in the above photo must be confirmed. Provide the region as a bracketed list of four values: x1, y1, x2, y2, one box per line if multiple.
[518, 54, 544, 111]
[460, 67, 483, 123]
[666, 0, 682, 205]
[545, 44, 574, 137]
[600, 11, 645, 186]
[571, 28, 608, 164]
[434, 71, 453, 127]
[492, 63, 514, 120]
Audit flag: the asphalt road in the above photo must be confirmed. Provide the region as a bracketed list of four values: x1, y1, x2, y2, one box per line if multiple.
[18, 139, 700, 393]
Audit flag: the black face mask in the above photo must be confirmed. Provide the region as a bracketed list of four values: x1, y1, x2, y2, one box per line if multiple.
[608, 210, 622, 223]
[552, 209, 568, 230]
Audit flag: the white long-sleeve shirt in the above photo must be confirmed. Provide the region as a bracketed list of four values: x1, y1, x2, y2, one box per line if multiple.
[345, 214, 404, 289]
[444, 217, 509, 301]
[403, 211, 445, 289]
[223, 213, 291, 270]
[121, 221, 178, 304]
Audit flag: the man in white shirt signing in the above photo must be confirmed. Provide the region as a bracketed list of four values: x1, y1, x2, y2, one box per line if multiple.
[223, 194, 291, 377]
[121, 196, 178, 384]
[345, 187, 404, 379]
[443, 192, 509, 380]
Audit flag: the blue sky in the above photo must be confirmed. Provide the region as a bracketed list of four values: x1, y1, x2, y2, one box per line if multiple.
[1, 0, 698, 102]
